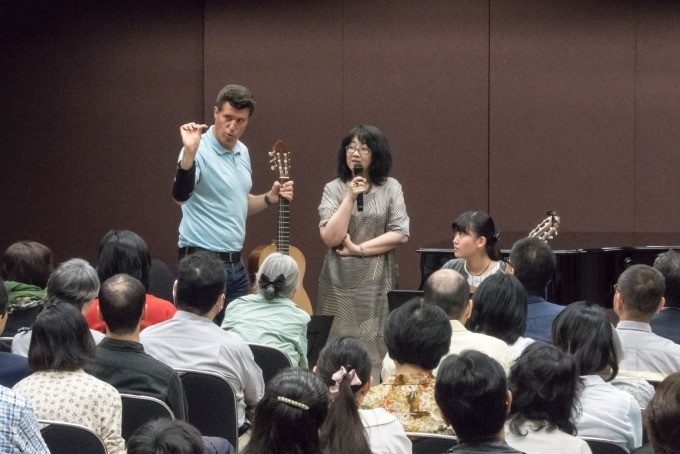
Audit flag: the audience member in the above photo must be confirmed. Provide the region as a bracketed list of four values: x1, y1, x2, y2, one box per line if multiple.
[316, 337, 411, 454]
[84, 274, 187, 419]
[509, 237, 563, 343]
[140, 252, 264, 434]
[0, 278, 31, 387]
[1, 241, 53, 336]
[644, 372, 680, 454]
[222, 253, 310, 367]
[504, 343, 591, 454]
[614, 264, 680, 379]
[363, 299, 453, 434]
[86, 230, 176, 333]
[434, 351, 521, 453]
[242, 369, 328, 454]
[12, 258, 104, 356]
[651, 250, 680, 344]
[127, 418, 235, 454]
[0, 385, 48, 453]
[469, 273, 534, 359]
[382, 269, 513, 379]
[13, 302, 125, 453]
[553, 301, 642, 451]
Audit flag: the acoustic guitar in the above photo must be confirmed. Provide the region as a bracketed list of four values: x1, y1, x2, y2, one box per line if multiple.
[528, 210, 561, 242]
[248, 140, 313, 315]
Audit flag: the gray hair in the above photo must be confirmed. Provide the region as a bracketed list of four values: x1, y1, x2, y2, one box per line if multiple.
[46, 258, 100, 310]
[256, 253, 299, 300]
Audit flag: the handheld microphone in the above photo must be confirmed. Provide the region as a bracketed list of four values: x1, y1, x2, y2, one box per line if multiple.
[353, 164, 364, 212]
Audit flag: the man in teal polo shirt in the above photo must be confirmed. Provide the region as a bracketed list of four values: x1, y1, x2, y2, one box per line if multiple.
[171, 84, 293, 324]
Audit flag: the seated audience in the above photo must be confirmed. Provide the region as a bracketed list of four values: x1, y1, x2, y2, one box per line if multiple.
[468, 273, 534, 359]
[0, 385, 48, 453]
[553, 301, 642, 451]
[13, 302, 125, 453]
[504, 343, 591, 454]
[382, 269, 513, 379]
[434, 351, 522, 453]
[12, 258, 105, 356]
[508, 237, 563, 343]
[609, 329, 655, 409]
[0, 278, 31, 387]
[1, 241, 53, 336]
[363, 299, 453, 435]
[614, 264, 680, 379]
[316, 337, 411, 454]
[84, 274, 187, 419]
[651, 250, 680, 344]
[222, 253, 310, 367]
[140, 252, 264, 434]
[242, 368, 328, 454]
[644, 372, 680, 454]
[127, 418, 235, 454]
[86, 230, 176, 332]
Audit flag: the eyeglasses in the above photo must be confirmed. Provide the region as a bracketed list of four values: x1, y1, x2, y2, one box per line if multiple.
[345, 145, 371, 155]
[613, 284, 619, 293]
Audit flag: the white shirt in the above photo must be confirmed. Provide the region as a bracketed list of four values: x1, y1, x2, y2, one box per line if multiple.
[504, 422, 592, 454]
[12, 329, 105, 357]
[510, 336, 535, 360]
[616, 320, 680, 380]
[359, 408, 412, 454]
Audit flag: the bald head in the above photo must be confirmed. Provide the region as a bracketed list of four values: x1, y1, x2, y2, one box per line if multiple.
[424, 269, 470, 320]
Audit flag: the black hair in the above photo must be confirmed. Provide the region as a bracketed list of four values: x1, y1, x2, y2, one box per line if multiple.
[452, 211, 501, 261]
[317, 338, 372, 454]
[97, 230, 152, 291]
[424, 269, 470, 320]
[1, 241, 54, 288]
[384, 299, 452, 370]
[469, 273, 528, 344]
[435, 351, 507, 443]
[336, 125, 392, 185]
[127, 418, 203, 454]
[175, 252, 226, 315]
[0, 276, 7, 316]
[508, 237, 556, 296]
[99, 274, 147, 335]
[215, 84, 255, 116]
[507, 343, 581, 437]
[617, 264, 665, 318]
[28, 299, 95, 371]
[645, 372, 680, 454]
[243, 368, 329, 454]
[552, 301, 618, 381]
[654, 250, 680, 308]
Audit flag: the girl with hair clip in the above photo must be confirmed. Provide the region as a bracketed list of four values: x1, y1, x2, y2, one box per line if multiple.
[442, 211, 507, 292]
[222, 253, 310, 367]
[316, 337, 411, 454]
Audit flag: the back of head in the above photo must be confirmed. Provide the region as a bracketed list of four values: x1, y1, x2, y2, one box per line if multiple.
[384, 299, 452, 370]
[176, 252, 226, 315]
[216, 84, 255, 116]
[470, 273, 528, 344]
[244, 368, 328, 454]
[1, 240, 54, 288]
[617, 264, 665, 318]
[99, 274, 147, 335]
[435, 351, 508, 443]
[46, 258, 100, 310]
[552, 301, 618, 380]
[127, 418, 203, 454]
[508, 343, 581, 436]
[452, 211, 501, 261]
[317, 338, 372, 454]
[424, 269, 470, 320]
[29, 299, 94, 371]
[97, 230, 152, 291]
[645, 372, 680, 454]
[654, 250, 680, 308]
[509, 237, 556, 296]
[256, 253, 299, 300]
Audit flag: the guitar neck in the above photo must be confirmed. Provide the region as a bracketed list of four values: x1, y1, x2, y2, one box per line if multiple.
[277, 177, 290, 255]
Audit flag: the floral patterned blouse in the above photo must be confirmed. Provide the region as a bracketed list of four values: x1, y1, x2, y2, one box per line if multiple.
[13, 369, 125, 454]
[361, 371, 453, 435]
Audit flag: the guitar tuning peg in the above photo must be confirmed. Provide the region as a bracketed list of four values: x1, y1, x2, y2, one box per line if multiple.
[270, 164, 277, 171]
[269, 157, 277, 163]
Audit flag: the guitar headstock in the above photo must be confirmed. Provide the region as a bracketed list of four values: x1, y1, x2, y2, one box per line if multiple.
[528, 210, 561, 242]
[269, 139, 290, 180]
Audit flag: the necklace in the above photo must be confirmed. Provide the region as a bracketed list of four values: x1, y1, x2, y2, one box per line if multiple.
[466, 260, 492, 276]
[464, 260, 495, 287]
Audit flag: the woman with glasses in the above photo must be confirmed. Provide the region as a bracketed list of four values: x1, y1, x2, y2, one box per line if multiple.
[318, 125, 409, 379]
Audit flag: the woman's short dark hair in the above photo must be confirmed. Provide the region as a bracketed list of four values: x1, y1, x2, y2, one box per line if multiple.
[1, 241, 54, 288]
[317, 338, 372, 454]
[28, 300, 95, 371]
[243, 368, 328, 454]
[645, 372, 680, 454]
[384, 299, 452, 370]
[127, 418, 203, 454]
[552, 301, 618, 381]
[452, 211, 501, 261]
[97, 230, 152, 291]
[469, 273, 528, 344]
[508, 343, 582, 437]
[336, 125, 392, 185]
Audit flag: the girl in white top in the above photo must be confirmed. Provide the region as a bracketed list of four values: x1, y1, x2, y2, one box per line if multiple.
[316, 337, 411, 454]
